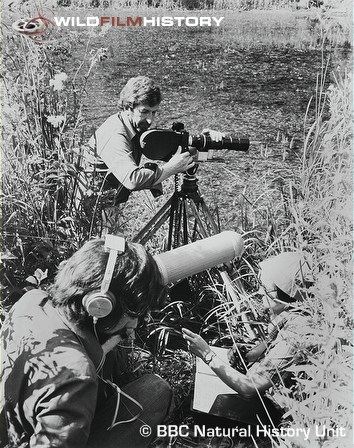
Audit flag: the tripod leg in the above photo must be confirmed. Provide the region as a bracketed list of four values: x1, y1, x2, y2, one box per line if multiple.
[200, 199, 220, 234]
[184, 197, 220, 240]
[132, 197, 172, 244]
[182, 200, 189, 246]
[167, 194, 180, 249]
[187, 200, 210, 239]
[190, 202, 200, 242]
[171, 197, 189, 248]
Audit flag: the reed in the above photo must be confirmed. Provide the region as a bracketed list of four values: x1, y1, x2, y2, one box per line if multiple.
[1, 31, 109, 305]
[1, 4, 351, 445]
[220, 68, 352, 447]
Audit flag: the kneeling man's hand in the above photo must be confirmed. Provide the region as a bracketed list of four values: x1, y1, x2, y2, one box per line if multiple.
[182, 328, 211, 359]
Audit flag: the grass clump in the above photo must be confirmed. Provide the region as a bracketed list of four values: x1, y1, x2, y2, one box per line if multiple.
[276, 69, 352, 447]
[226, 69, 352, 447]
[1, 32, 110, 307]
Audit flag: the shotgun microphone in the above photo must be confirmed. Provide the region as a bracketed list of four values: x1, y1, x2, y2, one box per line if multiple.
[153, 231, 244, 285]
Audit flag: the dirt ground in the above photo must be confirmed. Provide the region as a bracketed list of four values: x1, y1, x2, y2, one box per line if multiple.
[62, 8, 351, 241]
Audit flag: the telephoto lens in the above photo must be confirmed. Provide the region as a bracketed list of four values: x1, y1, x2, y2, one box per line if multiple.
[140, 129, 250, 161]
[189, 134, 249, 152]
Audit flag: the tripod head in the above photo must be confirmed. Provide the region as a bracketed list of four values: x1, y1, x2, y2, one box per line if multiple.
[179, 166, 201, 201]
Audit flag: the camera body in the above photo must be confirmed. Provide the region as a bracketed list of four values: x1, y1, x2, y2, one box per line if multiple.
[140, 122, 249, 162]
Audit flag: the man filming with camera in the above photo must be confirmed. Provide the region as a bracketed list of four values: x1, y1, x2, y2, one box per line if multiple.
[84, 76, 225, 233]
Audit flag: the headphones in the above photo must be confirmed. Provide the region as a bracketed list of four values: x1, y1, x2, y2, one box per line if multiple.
[82, 235, 126, 320]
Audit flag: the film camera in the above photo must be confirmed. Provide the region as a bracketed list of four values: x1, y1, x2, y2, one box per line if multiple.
[134, 123, 250, 248]
[140, 122, 249, 162]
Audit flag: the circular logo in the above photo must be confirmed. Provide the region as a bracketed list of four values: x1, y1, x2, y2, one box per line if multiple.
[140, 424, 152, 437]
[12, 15, 55, 43]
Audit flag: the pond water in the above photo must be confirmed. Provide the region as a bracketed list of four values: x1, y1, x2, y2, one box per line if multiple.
[65, 8, 350, 235]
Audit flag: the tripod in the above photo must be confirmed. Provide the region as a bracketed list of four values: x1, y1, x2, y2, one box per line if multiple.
[132, 165, 220, 249]
[132, 165, 260, 340]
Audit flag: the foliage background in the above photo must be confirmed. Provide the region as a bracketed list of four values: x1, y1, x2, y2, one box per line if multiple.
[1, 1, 352, 447]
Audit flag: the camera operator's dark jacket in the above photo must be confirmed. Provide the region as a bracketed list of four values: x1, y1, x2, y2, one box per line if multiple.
[84, 112, 163, 204]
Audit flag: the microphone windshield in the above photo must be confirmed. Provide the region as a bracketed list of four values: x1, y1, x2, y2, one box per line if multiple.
[153, 231, 244, 285]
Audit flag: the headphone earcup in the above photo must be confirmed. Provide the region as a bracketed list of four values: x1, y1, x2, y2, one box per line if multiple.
[82, 291, 116, 319]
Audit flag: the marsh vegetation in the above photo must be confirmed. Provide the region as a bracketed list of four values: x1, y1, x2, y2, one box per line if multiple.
[1, 1, 352, 446]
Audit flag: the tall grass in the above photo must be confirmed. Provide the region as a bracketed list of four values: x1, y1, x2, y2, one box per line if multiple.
[1, 32, 109, 305]
[144, 70, 352, 443]
[5, 0, 350, 11]
[1, 4, 352, 446]
[274, 69, 352, 447]
[222, 69, 352, 447]
[59, 0, 351, 11]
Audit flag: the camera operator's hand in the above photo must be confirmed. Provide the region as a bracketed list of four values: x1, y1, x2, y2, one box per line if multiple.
[168, 148, 195, 172]
[154, 146, 195, 184]
[182, 328, 212, 360]
[202, 128, 225, 142]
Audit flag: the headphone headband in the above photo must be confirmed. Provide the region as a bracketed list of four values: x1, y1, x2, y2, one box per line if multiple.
[101, 235, 126, 293]
[83, 234, 125, 320]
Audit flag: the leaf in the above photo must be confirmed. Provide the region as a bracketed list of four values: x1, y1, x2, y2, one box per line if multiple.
[26, 276, 38, 286]
[3, 211, 18, 227]
[34, 268, 48, 284]
[1, 250, 18, 261]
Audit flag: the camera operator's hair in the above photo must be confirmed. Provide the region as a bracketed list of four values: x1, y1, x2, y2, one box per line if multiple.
[49, 239, 166, 325]
[118, 76, 162, 111]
